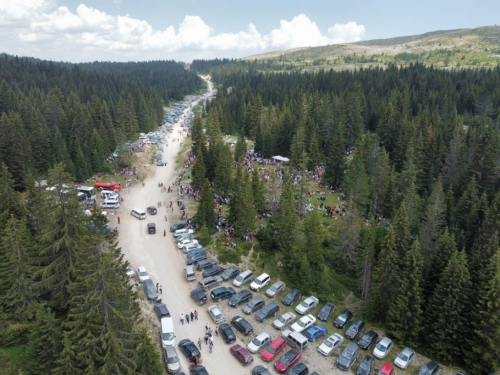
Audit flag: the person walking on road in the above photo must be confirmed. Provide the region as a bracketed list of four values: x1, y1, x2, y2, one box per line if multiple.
[117, 216, 120, 224]
[190, 312, 194, 321]
[164, 229, 166, 237]
[197, 338, 202, 350]
[186, 313, 190, 324]
[209, 342, 213, 353]
[215, 326, 219, 336]
[180, 314, 184, 325]
[204, 333, 208, 345]
[194, 310, 198, 320]
[205, 323, 210, 332]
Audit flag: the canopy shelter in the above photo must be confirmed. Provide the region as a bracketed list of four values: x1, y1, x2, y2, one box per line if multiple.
[272, 155, 290, 164]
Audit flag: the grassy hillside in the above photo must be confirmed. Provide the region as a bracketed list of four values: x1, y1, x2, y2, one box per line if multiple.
[242, 25, 500, 71]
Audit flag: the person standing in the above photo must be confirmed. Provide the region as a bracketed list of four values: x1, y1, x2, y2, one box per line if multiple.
[186, 313, 190, 324]
[204, 333, 208, 345]
[215, 326, 219, 336]
[117, 216, 120, 224]
[180, 314, 184, 325]
[164, 229, 166, 237]
[194, 310, 198, 320]
[190, 312, 194, 321]
[197, 338, 202, 350]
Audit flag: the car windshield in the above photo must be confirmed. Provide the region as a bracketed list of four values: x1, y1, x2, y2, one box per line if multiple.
[398, 353, 409, 361]
[297, 319, 306, 327]
[417, 368, 431, 375]
[360, 362, 370, 370]
[252, 338, 261, 346]
[216, 314, 222, 319]
[266, 345, 276, 354]
[248, 300, 258, 307]
[278, 316, 286, 323]
[338, 315, 346, 322]
[362, 334, 370, 341]
[324, 340, 334, 348]
[282, 351, 296, 364]
[300, 301, 309, 308]
[139, 271, 148, 276]
[349, 327, 358, 333]
[235, 274, 244, 282]
[167, 355, 178, 364]
[342, 351, 353, 360]
[377, 343, 387, 352]
[162, 332, 174, 340]
[261, 307, 269, 314]
[255, 279, 262, 285]
[148, 287, 156, 294]
[269, 285, 277, 291]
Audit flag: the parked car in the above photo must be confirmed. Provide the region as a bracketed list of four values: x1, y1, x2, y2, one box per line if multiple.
[247, 332, 272, 353]
[416, 361, 440, 375]
[291, 314, 316, 333]
[242, 297, 265, 315]
[394, 347, 415, 369]
[273, 312, 296, 330]
[379, 363, 395, 375]
[233, 270, 254, 287]
[178, 239, 199, 249]
[197, 276, 223, 291]
[210, 286, 236, 302]
[250, 273, 271, 291]
[202, 266, 224, 278]
[196, 259, 218, 271]
[285, 363, 308, 375]
[333, 309, 354, 329]
[255, 301, 280, 322]
[207, 304, 225, 324]
[154, 303, 171, 319]
[295, 296, 319, 315]
[318, 333, 344, 356]
[126, 267, 135, 278]
[231, 315, 254, 336]
[190, 289, 208, 305]
[164, 346, 181, 374]
[147, 223, 156, 234]
[219, 323, 236, 344]
[229, 289, 253, 307]
[356, 355, 376, 375]
[358, 330, 379, 350]
[221, 266, 240, 281]
[336, 342, 360, 371]
[274, 348, 302, 374]
[282, 289, 302, 306]
[252, 365, 272, 375]
[266, 280, 286, 298]
[178, 339, 202, 362]
[189, 365, 209, 375]
[137, 266, 150, 282]
[373, 337, 393, 359]
[230, 344, 254, 366]
[304, 324, 328, 342]
[170, 222, 187, 232]
[317, 302, 336, 321]
[345, 319, 365, 340]
[261, 336, 287, 362]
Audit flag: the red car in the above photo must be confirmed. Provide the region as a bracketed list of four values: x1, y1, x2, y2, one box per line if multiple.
[230, 344, 254, 366]
[274, 348, 302, 374]
[261, 337, 287, 362]
[379, 363, 395, 375]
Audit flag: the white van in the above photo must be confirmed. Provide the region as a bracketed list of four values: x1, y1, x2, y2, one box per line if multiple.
[130, 208, 146, 220]
[101, 190, 119, 199]
[185, 265, 196, 281]
[160, 317, 176, 347]
[99, 201, 120, 209]
[281, 329, 309, 351]
[103, 198, 120, 205]
[233, 270, 254, 287]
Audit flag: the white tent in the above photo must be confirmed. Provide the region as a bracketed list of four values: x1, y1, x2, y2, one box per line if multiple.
[272, 155, 290, 163]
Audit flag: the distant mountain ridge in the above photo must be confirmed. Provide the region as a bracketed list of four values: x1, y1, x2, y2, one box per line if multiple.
[242, 25, 500, 70]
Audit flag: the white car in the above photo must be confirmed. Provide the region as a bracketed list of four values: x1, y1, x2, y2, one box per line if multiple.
[177, 239, 199, 249]
[126, 267, 135, 278]
[247, 332, 271, 354]
[318, 333, 344, 356]
[137, 266, 150, 282]
[207, 305, 225, 324]
[291, 314, 316, 333]
[373, 337, 393, 359]
[250, 273, 271, 291]
[273, 312, 296, 330]
[394, 347, 415, 369]
[295, 296, 319, 315]
[174, 228, 194, 237]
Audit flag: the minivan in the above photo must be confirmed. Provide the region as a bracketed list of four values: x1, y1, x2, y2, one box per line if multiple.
[242, 297, 265, 315]
[255, 301, 280, 322]
[160, 317, 175, 347]
[233, 270, 254, 287]
[281, 329, 309, 351]
[182, 243, 201, 254]
[143, 279, 158, 301]
[103, 198, 120, 205]
[266, 280, 286, 298]
[184, 265, 196, 281]
[186, 248, 207, 265]
[130, 208, 146, 220]
[198, 276, 223, 291]
[99, 201, 120, 209]
[211, 286, 236, 302]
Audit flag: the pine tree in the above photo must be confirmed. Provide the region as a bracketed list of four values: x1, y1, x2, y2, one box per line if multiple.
[386, 239, 424, 347]
[229, 167, 255, 236]
[251, 168, 266, 213]
[358, 225, 374, 301]
[323, 126, 345, 188]
[302, 211, 325, 276]
[290, 124, 308, 168]
[307, 129, 322, 171]
[234, 130, 247, 162]
[455, 176, 481, 251]
[193, 179, 217, 228]
[392, 201, 411, 261]
[0, 163, 24, 228]
[343, 156, 370, 214]
[214, 144, 233, 196]
[425, 228, 457, 299]
[191, 145, 207, 192]
[134, 329, 164, 375]
[426, 249, 471, 365]
[275, 176, 299, 265]
[369, 149, 391, 218]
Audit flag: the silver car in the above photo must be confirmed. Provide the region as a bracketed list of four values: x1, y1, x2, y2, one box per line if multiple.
[208, 304, 225, 324]
[265, 280, 286, 298]
[394, 347, 415, 369]
[164, 346, 181, 374]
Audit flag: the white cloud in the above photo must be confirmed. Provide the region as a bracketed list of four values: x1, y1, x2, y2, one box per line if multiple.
[0, 1, 366, 61]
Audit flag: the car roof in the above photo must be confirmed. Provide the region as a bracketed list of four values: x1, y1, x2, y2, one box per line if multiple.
[379, 337, 392, 344]
[345, 342, 359, 352]
[138, 266, 147, 272]
[165, 346, 176, 355]
[380, 363, 395, 373]
[148, 223, 155, 227]
[255, 332, 270, 340]
[256, 273, 269, 279]
[154, 303, 169, 313]
[401, 347, 415, 355]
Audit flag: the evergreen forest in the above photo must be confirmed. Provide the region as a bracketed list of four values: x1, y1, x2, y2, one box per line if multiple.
[191, 62, 500, 374]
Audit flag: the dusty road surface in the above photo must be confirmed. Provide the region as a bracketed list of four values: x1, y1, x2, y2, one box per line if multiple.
[114, 96, 341, 374]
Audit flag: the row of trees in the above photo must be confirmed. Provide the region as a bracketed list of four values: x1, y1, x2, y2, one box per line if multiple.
[191, 62, 500, 374]
[0, 164, 164, 374]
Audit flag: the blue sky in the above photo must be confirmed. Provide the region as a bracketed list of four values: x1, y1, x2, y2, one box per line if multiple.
[0, 0, 497, 62]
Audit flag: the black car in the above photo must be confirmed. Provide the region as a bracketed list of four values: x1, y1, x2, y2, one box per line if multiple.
[357, 330, 379, 350]
[147, 223, 156, 234]
[317, 302, 336, 321]
[286, 362, 308, 375]
[345, 319, 365, 340]
[202, 266, 224, 278]
[282, 288, 302, 306]
[170, 221, 187, 232]
[147, 206, 157, 215]
[229, 289, 253, 307]
[336, 342, 360, 370]
[190, 289, 208, 305]
[153, 303, 171, 319]
[356, 355, 375, 375]
[231, 315, 254, 336]
[190, 365, 209, 375]
[221, 266, 240, 281]
[178, 339, 202, 362]
[219, 323, 236, 344]
[416, 361, 441, 375]
[196, 259, 218, 271]
[334, 309, 354, 329]
[252, 365, 272, 375]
